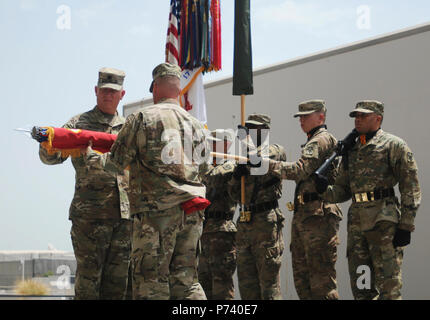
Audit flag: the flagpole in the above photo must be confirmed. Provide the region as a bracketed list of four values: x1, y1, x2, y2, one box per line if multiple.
[210, 152, 248, 163]
[233, 0, 253, 222]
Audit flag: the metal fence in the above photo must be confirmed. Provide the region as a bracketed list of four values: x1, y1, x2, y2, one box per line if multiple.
[0, 259, 76, 287]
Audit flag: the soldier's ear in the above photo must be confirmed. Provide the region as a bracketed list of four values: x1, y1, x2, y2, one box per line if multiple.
[94, 86, 98, 96]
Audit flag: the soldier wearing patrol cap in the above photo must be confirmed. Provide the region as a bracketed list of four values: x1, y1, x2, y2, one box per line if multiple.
[83, 62, 210, 300]
[39, 67, 132, 299]
[199, 129, 238, 300]
[268, 100, 342, 300]
[320, 100, 421, 299]
[228, 114, 286, 300]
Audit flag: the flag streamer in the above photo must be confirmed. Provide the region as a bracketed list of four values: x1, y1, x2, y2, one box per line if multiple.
[166, 0, 221, 126]
[166, 0, 221, 73]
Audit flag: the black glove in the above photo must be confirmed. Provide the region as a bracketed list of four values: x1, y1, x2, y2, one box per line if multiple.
[392, 228, 411, 247]
[313, 174, 329, 194]
[31, 126, 49, 143]
[233, 164, 250, 179]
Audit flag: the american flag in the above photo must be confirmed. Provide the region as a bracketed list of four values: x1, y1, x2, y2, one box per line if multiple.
[165, 0, 181, 65]
[163, 0, 222, 126]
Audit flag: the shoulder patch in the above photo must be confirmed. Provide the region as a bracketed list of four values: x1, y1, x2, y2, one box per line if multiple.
[302, 142, 319, 159]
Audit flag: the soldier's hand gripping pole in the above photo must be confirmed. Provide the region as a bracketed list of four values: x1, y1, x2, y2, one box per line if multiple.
[312, 129, 359, 193]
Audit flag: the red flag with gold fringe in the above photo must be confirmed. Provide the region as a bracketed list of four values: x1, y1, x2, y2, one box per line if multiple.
[32, 126, 117, 158]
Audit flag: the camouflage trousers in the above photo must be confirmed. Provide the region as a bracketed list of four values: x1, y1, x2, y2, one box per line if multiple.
[291, 213, 340, 300]
[236, 208, 285, 300]
[131, 207, 207, 300]
[70, 217, 132, 300]
[125, 263, 133, 300]
[347, 220, 403, 300]
[198, 231, 237, 300]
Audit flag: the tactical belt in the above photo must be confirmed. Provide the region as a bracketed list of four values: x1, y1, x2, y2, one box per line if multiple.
[205, 211, 234, 220]
[352, 188, 395, 203]
[244, 200, 279, 214]
[296, 192, 321, 205]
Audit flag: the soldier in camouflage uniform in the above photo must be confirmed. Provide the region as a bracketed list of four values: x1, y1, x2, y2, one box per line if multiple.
[39, 68, 132, 300]
[319, 101, 421, 300]
[199, 129, 237, 300]
[229, 114, 286, 300]
[83, 63, 210, 300]
[268, 100, 342, 300]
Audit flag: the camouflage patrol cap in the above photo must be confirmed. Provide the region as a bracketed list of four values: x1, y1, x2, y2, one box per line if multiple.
[294, 100, 326, 118]
[97, 67, 126, 91]
[245, 114, 271, 128]
[349, 100, 384, 117]
[207, 129, 234, 142]
[149, 62, 182, 93]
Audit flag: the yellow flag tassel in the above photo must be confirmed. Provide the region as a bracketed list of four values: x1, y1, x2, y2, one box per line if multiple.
[40, 127, 83, 158]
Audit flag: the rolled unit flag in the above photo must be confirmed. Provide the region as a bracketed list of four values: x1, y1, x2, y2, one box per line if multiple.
[233, 0, 253, 96]
[32, 126, 117, 158]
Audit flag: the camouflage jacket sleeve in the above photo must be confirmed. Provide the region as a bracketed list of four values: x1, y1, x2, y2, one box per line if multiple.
[199, 158, 212, 183]
[323, 160, 352, 203]
[38, 117, 77, 165]
[268, 140, 321, 181]
[85, 114, 141, 172]
[390, 140, 421, 231]
[206, 161, 235, 179]
[206, 161, 236, 200]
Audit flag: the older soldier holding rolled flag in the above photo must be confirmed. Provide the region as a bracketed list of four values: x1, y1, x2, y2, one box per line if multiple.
[38, 68, 132, 300]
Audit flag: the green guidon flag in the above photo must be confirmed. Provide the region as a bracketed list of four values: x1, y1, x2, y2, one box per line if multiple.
[233, 0, 254, 96]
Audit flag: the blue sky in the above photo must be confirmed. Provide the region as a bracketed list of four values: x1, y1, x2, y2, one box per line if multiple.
[1, 0, 430, 251]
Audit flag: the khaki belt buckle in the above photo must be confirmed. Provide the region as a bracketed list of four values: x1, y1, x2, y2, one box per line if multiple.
[240, 210, 251, 223]
[286, 202, 295, 212]
[354, 193, 366, 202]
[355, 192, 374, 203]
[297, 194, 305, 205]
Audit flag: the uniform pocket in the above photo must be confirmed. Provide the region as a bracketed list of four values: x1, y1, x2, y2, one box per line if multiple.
[264, 244, 283, 274]
[265, 245, 281, 260]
